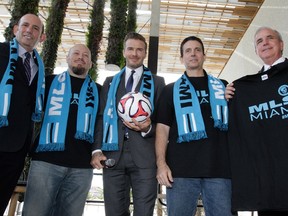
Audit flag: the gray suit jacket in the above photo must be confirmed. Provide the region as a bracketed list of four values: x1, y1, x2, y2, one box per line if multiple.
[93, 67, 165, 168]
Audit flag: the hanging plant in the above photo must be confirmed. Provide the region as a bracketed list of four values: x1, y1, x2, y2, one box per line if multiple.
[105, 0, 128, 68]
[41, 0, 70, 75]
[86, 0, 105, 81]
[126, 0, 137, 33]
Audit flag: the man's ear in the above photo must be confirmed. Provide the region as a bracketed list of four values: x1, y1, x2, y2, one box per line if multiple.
[13, 25, 19, 36]
[40, 33, 46, 43]
[123, 49, 126, 58]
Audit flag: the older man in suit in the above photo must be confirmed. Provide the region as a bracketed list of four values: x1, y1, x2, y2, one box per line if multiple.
[0, 13, 45, 214]
[91, 32, 165, 216]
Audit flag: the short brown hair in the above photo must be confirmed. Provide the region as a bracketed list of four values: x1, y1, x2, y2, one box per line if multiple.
[124, 32, 147, 52]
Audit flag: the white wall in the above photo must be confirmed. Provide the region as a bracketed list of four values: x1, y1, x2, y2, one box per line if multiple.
[220, 0, 288, 83]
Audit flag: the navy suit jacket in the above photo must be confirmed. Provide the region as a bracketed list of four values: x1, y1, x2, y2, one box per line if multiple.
[0, 42, 39, 152]
[94, 68, 165, 168]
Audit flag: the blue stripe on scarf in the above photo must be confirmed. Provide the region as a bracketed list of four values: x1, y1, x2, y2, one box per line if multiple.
[101, 66, 154, 151]
[37, 71, 98, 152]
[173, 73, 228, 143]
[0, 39, 17, 127]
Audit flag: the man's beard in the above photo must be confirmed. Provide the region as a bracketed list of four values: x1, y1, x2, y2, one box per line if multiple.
[71, 66, 86, 76]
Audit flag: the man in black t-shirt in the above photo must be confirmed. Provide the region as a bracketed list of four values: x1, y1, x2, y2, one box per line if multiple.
[156, 36, 234, 216]
[22, 44, 100, 216]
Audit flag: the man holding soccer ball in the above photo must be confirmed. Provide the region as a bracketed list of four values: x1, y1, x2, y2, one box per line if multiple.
[91, 32, 165, 216]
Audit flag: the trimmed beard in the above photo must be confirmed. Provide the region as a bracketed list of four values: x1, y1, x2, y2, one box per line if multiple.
[71, 66, 86, 76]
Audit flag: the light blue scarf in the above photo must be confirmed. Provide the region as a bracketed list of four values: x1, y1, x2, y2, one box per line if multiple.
[0, 38, 45, 127]
[173, 73, 228, 143]
[37, 71, 98, 152]
[102, 66, 154, 151]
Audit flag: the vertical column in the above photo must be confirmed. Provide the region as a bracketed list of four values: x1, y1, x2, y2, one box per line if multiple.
[148, 0, 160, 74]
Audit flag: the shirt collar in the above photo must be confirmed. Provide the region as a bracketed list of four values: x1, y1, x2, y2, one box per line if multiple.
[125, 66, 143, 77]
[264, 56, 285, 71]
[18, 45, 27, 58]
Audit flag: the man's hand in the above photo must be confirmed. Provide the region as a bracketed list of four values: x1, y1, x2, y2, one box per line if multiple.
[156, 162, 173, 188]
[225, 82, 235, 101]
[90, 151, 107, 170]
[123, 117, 152, 133]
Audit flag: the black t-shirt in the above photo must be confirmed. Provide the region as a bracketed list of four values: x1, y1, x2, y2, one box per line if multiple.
[228, 61, 288, 211]
[32, 74, 101, 168]
[156, 72, 231, 178]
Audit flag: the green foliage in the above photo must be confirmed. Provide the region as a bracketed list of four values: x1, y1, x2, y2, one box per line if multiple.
[4, 0, 40, 41]
[126, 0, 137, 33]
[41, 0, 70, 75]
[86, 0, 106, 81]
[105, 0, 128, 68]
[88, 67, 97, 81]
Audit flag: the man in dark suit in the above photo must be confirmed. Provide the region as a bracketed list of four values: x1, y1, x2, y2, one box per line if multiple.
[91, 32, 165, 216]
[0, 13, 45, 214]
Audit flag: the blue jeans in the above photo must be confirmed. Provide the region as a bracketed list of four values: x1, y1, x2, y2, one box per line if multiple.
[22, 161, 93, 216]
[166, 178, 233, 216]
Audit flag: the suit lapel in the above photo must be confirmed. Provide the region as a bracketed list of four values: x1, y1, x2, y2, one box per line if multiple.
[117, 74, 126, 102]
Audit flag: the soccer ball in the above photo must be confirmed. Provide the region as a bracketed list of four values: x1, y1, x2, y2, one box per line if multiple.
[117, 92, 152, 123]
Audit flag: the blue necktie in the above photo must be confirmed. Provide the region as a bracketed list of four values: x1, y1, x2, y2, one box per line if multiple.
[24, 52, 31, 82]
[126, 70, 135, 93]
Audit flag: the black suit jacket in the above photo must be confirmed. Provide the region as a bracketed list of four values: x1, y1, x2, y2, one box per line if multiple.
[0, 42, 39, 152]
[94, 68, 165, 168]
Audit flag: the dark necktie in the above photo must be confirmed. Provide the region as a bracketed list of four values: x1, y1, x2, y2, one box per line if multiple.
[126, 70, 135, 93]
[24, 52, 31, 82]
[124, 70, 135, 139]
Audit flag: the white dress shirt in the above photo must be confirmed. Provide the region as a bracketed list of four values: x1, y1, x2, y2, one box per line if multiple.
[263, 56, 285, 72]
[125, 66, 143, 92]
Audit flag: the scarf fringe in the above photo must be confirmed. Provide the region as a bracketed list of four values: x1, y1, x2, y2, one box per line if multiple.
[102, 143, 119, 151]
[36, 143, 65, 152]
[32, 112, 42, 122]
[214, 120, 228, 131]
[75, 131, 94, 143]
[177, 131, 207, 143]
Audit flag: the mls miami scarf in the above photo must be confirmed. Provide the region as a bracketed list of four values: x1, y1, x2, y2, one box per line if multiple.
[173, 73, 228, 143]
[37, 71, 98, 152]
[102, 66, 154, 151]
[0, 38, 45, 127]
